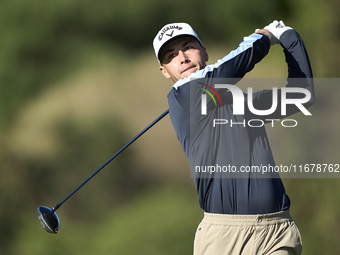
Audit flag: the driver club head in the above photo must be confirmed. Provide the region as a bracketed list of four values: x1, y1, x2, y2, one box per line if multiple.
[37, 206, 60, 234]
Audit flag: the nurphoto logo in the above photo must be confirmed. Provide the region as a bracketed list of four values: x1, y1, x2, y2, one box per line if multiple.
[199, 83, 312, 128]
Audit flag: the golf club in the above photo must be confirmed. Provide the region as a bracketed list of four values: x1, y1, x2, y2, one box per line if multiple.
[38, 109, 169, 234]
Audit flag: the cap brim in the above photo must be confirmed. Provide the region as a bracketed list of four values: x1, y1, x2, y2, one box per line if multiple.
[157, 35, 203, 63]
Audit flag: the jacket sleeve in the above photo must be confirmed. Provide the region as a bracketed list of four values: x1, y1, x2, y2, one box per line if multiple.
[208, 33, 271, 79]
[250, 29, 315, 120]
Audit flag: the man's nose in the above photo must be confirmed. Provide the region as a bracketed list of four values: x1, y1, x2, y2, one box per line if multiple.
[178, 50, 189, 64]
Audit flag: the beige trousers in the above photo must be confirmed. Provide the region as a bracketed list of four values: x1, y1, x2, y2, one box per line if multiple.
[194, 210, 302, 255]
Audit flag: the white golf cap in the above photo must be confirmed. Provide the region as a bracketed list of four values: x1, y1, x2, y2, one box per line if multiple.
[153, 22, 203, 63]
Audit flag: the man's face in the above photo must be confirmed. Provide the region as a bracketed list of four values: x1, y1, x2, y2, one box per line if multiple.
[159, 37, 209, 83]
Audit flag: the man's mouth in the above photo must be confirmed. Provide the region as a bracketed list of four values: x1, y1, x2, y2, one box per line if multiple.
[182, 66, 195, 74]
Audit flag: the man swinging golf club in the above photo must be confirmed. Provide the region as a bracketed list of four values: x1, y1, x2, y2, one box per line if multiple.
[153, 20, 314, 254]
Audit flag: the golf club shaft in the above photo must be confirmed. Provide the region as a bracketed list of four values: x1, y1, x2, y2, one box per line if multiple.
[52, 109, 169, 212]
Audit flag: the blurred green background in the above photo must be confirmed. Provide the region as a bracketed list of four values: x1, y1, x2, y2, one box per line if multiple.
[0, 0, 339, 254]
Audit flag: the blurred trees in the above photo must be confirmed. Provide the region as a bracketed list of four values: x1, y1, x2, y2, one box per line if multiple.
[0, 0, 338, 125]
[0, 0, 296, 126]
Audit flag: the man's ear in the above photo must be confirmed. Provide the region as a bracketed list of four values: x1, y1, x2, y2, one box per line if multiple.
[159, 65, 171, 79]
[203, 46, 209, 62]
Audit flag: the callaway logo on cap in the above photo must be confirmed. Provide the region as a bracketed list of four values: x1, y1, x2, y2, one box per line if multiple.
[153, 22, 203, 63]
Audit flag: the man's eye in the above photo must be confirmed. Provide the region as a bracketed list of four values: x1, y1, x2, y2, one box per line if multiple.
[169, 53, 177, 60]
[185, 46, 193, 51]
